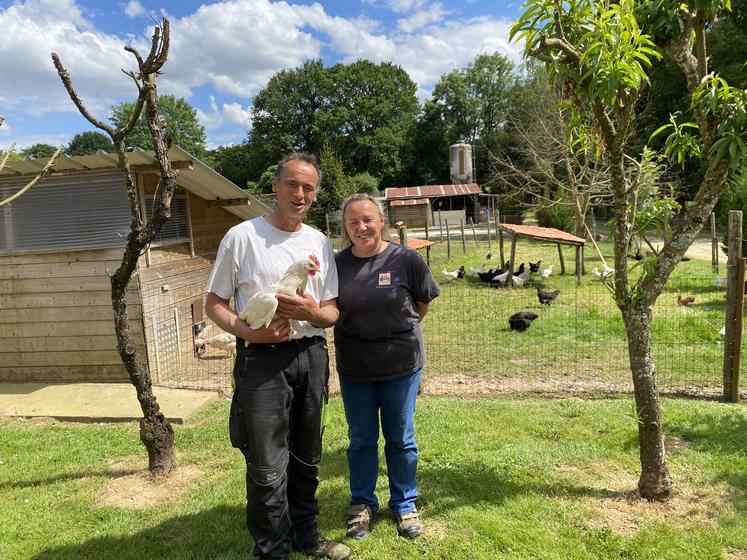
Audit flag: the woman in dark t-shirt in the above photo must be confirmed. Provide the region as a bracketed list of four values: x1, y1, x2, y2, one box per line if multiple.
[334, 193, 440, 542]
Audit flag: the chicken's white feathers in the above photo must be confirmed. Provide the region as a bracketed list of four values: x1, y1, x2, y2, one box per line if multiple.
[539, 264, 553, 278]
[442, 268, 460, 282]
[592, 264, 614, 280]
[205, 333, 237, 355]
[238, 258, 318, 329]
[511, 266, 531, 287]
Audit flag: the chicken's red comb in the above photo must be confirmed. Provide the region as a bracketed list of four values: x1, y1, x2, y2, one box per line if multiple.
[309, 254, 320, 268]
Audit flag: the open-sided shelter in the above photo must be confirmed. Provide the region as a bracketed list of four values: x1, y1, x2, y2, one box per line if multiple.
[0, 146, 270, 385]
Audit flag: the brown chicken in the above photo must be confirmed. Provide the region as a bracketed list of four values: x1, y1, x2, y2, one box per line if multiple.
[677, 295, 695, 306]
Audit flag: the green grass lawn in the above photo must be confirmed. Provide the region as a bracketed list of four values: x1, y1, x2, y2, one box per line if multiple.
[419, 237, 729, 394]
[2, 396, 746, 560]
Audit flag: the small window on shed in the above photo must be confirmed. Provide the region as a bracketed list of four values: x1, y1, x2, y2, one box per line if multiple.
[143, 194, 190, 246]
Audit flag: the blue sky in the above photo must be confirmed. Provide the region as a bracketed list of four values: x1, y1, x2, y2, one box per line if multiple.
[0, 0, 524, 152]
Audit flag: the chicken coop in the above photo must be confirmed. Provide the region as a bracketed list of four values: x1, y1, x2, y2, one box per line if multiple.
[0, 146, 270, 390]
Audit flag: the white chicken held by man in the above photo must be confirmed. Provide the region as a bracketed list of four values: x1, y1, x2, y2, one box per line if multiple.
[239, 257, 319, 330]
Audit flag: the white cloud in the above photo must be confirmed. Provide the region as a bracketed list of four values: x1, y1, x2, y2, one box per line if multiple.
[385, 0, 427, 13]
[397, 3, 448, 33]
[124, 0, 146, 18]
[196, 95, 252, 130]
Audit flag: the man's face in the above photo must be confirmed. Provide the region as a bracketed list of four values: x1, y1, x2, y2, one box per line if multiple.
[272, 160, 319, 222]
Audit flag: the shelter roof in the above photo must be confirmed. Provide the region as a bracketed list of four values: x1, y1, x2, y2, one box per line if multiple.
[390, 235, 436, 250]
[384, 183, 480, 200]
[498, 223, 585, 246]
[0, 145, 272, 221]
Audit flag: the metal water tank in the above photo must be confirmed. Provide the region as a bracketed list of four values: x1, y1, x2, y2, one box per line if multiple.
[449, 140, 473, 183]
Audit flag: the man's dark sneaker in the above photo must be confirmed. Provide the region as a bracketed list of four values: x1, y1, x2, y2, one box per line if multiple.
[346, 504, 375, 540]
[302, 537, 353, 560]
[395, 509, 422, 539]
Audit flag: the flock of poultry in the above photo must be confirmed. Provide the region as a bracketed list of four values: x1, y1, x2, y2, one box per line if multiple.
[194, 252, 715, 356]
[442, 252, 561, 332]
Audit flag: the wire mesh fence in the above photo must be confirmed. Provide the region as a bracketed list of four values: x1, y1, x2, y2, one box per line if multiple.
[424, 273, 727, 398]
[150, 264, 732, 398]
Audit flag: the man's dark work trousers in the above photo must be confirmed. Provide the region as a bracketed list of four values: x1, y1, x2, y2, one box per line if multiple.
[230, 336, 329, 560]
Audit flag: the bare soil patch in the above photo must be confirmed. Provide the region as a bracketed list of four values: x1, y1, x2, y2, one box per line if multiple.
[555, 461, 736, 536]
[98, 455, 202, 509]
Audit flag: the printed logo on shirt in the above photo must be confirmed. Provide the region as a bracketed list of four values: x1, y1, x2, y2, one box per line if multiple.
[378, 272, 391, 286]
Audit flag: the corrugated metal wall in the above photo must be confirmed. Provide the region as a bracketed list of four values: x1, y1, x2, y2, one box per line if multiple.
[0, 170, 130, 254]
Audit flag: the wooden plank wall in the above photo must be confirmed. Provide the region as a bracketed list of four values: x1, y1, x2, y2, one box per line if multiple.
[0, 247, 143, 382]
[389, 205, 430, 228]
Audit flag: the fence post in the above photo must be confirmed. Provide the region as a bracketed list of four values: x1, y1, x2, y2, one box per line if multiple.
[424, 221, 431, 267]
[460, 219, 466, 254]
[438, 210, 443, 241]
[468, 216, 478, 246]
[711, 212, 719, 273]
[325, 212, 331, 237]
[445, 220, 451, 259]
[723, 210, 743, 401]
[731, 258, 746, 402]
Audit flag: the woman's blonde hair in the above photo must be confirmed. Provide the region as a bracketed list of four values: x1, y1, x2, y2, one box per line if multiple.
[340, 193, 390, 248]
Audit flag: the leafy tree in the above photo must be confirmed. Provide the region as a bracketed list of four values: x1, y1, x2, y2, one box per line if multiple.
[425, 52, 516, 182]
[512, 0, 746, 500]
[349, 172, 380, 196]
[21, 143, 58, 158]
[209, 143, 252, 187]
[248, 59, 418, 187]
[66, 131, 115, 155]
[307, 141, 353, 229]
[245, 164, 277, 197]
[110, 94, 207, 157]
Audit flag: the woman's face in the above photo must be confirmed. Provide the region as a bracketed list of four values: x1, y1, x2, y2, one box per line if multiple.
[344, 199, 384, 254]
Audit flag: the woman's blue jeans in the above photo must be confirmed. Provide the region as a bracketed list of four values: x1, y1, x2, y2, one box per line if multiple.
[339, 369, 421, 515]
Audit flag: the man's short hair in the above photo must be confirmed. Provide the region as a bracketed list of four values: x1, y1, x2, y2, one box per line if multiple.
[274, 152, 322, 191]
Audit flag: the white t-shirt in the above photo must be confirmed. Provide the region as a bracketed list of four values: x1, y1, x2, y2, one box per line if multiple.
[206, 216, 339, 339]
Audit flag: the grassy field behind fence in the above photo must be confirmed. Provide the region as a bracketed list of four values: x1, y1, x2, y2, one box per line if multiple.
[2, 397, 746, 560]
[422, 237, 728, 396]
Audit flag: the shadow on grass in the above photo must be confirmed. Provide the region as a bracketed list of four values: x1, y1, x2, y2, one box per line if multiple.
[415, 460, 626, 516]
[0, 467, 142, 490]
[31, 505, 249, 560]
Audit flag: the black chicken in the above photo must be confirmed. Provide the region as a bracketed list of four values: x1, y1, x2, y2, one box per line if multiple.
[529, 259, 542, 273]
[537, 289, 561, 305]
[509, 311, 538, 332]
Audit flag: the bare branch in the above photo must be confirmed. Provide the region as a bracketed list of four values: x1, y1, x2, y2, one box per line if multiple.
[0, 141, 16, 175]
[51, 54, 115, 136]
[0, 145, 64, 207]
[529, 35, 582, 66]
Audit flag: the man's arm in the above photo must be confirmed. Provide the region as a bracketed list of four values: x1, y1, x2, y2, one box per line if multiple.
[275, 293, 339, 328]
[205, 292, 292, 344]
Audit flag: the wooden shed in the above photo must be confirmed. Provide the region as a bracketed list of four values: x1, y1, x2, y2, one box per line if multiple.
[384, 183, 482, 226]
[0, 146, 271, 385]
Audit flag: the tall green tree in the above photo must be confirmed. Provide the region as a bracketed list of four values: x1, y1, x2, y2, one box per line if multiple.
[208, 143, 252, 187]
[513, 0, 746, 500]
[110, 94, 207, 157]
[248, 59, 418, 187]
[21, 143, 58, 158]
[66, 131, 115, 155]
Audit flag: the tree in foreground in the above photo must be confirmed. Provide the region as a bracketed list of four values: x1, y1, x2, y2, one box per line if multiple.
[512, 0, 746, 499]
[52, 19, 177, 475]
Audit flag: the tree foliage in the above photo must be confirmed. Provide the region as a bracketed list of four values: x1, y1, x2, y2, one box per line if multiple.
[512, 0, 745, 500]
[208, 143, 252, 187]
[21, 143, 58, 158]
[248, 59, 418, 187]
[110, 94, 207, 157]
[66, 131, 115, 155]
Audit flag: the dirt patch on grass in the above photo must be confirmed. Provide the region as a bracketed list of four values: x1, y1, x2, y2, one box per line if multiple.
[724, 549, 747, 560]
[98, 456, 202, 509]
[555, 461, 735, 536]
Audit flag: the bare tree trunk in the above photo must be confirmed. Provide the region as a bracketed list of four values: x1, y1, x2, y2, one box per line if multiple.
[621, 305, 672, 499]
[53, 20, 176, 476]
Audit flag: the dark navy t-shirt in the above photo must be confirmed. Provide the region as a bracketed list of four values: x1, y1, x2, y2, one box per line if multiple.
[333, 242, 440, 381]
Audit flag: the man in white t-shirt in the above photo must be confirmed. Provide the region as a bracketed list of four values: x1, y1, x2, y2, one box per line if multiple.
[205, 153, 351, 560]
